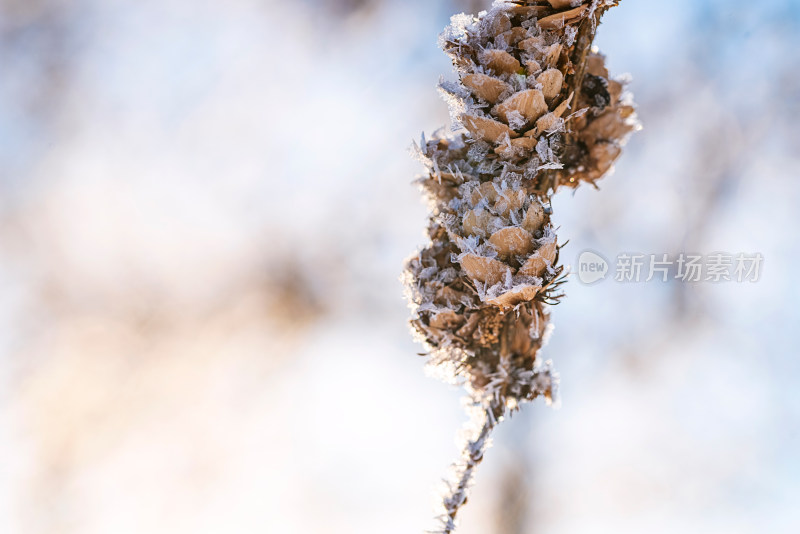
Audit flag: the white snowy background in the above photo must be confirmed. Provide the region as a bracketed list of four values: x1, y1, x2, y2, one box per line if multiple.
[1, 0, 799, 533]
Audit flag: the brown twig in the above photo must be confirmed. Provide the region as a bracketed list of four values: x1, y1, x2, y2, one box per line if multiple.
[436, 403, 501, 534]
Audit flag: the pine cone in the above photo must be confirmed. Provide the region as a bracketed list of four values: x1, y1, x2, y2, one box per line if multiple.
[405, 1, 638, 409]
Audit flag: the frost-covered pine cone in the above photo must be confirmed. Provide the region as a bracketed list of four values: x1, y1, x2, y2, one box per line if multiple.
[405, 2, 639, 531]
[404, 0, 638, 411]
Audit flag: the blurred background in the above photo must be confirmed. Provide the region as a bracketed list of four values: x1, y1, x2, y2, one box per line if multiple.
[1, 0, 799, 532]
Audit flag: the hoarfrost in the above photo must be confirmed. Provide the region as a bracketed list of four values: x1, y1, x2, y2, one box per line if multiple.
[564, 25, 578, 46]
[537, 161, 564, 171]
[567, 107, 589, 121]
[506, 110, 527, 131]
[467, 140, 491, 162]
[536, 136, 556, 163]
[440, 13, 476, 45]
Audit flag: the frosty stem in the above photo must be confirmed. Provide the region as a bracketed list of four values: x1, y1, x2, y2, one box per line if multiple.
[438, 404, 501, 534]
[569, 2, 604, 109]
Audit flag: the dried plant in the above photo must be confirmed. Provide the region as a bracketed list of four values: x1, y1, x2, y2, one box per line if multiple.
[403, 1, 638, 532]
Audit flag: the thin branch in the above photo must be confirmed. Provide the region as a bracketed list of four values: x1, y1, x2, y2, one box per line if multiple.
[435, 404, 501, 534]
